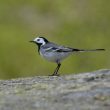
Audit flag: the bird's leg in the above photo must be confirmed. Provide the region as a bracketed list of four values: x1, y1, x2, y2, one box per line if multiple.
[51, 63, 61, 76]
[53, 63, 61, 76]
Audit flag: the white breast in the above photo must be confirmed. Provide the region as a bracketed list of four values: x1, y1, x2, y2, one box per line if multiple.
[40, 50, 72, 63]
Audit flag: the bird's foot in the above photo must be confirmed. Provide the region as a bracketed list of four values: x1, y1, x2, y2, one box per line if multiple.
[49, 73, 60, 76]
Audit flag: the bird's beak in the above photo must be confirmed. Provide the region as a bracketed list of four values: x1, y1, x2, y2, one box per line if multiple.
[29, 41, 35, 43]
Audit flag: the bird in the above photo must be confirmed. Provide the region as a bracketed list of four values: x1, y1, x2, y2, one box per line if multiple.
[30, 37, 105, 76]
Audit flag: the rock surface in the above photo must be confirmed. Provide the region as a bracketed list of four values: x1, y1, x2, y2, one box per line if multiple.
[0, 69, 110, 110]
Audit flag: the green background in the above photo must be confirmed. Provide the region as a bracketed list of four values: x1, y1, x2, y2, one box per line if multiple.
[0, 0, 109, 79]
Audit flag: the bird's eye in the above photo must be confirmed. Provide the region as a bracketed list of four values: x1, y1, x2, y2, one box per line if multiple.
[37, 39, 40, 41]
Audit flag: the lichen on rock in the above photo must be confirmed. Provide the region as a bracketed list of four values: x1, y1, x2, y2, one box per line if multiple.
[0, 69, 110, 110]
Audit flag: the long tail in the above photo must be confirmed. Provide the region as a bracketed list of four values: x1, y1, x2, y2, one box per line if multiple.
[73, 48, 105, 52]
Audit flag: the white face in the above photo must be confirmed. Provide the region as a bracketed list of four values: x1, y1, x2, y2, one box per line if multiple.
[33, 37, 46, 45]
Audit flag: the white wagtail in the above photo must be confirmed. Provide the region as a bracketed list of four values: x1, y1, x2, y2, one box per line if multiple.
[30, 37, 105, 76]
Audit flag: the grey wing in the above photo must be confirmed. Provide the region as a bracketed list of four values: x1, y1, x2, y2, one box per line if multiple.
[53, 46, 73, 52]
[43, 42, 74, 53]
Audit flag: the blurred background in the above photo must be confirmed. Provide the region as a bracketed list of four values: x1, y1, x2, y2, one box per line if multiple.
[0, 0, 109, 79]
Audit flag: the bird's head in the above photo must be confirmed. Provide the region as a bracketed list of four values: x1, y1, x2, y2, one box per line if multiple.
[30, 37, 49, 46]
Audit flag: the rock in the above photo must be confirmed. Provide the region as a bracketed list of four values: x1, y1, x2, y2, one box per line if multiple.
[0, 69, 110, 110]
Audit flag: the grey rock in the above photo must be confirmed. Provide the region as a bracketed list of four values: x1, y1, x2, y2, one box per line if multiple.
[0, 69, 110, 110]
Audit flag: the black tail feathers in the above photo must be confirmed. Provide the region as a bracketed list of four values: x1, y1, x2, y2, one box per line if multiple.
[73, 48, 105, 52]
